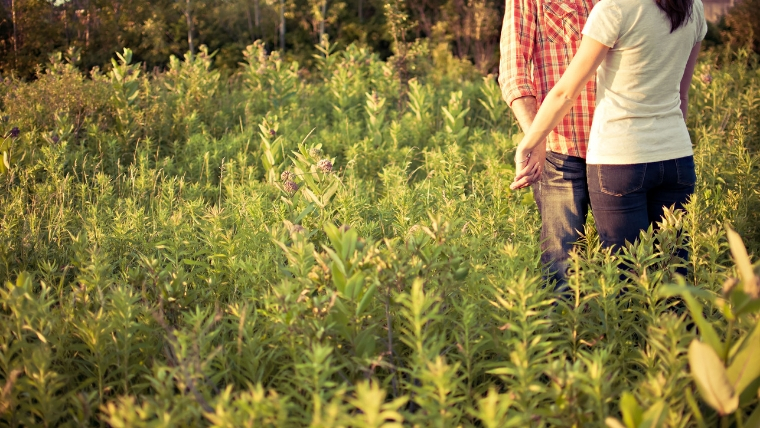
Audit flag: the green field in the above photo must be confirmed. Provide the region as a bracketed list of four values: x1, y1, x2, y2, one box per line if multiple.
[0, 42, 759, 426]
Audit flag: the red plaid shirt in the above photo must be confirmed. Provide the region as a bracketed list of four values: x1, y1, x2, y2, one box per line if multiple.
[499, 0, 597, 158]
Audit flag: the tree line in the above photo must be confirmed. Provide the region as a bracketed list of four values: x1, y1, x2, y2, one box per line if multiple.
[0, 0, 506, 78]
[0, 0, 756, 79]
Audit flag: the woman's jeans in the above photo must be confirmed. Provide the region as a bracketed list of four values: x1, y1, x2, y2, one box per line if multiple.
[587, 156, 696, 264]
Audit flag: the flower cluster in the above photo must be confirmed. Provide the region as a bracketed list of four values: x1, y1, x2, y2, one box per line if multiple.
[308, 147, 323, 158]
[283, 180, 299, 194]
[281, 170, 295, 182]
[7, 127, 19, 139]
[317, 159, 333, 173]
[701, 73, 713, 85]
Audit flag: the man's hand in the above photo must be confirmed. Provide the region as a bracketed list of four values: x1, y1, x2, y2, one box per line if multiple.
[508, 96, 544, 190]
[511, 139, 546, 190]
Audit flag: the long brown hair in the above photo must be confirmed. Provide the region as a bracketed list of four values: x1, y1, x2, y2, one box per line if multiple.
[655, 0, 695, 32]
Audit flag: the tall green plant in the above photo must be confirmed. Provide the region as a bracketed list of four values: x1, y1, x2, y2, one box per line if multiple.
[660, 227, 760, 426]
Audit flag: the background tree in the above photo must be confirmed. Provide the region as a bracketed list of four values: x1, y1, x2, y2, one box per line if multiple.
[722, 0, 760, 54]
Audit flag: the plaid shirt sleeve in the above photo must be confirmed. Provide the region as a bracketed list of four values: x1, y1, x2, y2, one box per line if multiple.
[498, 0, 537, 106]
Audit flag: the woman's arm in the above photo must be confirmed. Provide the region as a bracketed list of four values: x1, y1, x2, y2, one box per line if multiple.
[679, 42, 701, 121]
[510, 36, 610, 190]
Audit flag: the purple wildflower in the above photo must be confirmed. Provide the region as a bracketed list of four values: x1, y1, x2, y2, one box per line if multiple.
[701, 73, 713, 85]
[52, 135, 60, 144]
[317, 159, 333, 173]
[281, 170, 295, 182]
[8, 127, 19, 138]
[284, 180, 299, 194]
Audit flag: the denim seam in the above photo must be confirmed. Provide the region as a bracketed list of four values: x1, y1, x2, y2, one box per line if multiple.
[659, 162, 664, 186]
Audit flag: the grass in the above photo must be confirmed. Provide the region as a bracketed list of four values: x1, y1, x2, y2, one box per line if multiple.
[0, 41, 758, 427]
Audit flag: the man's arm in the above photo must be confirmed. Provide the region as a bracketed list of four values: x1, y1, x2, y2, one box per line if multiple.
[499, 0, 543, 187]
[498, 0, 538, 112]
[511, 96, 538, 133]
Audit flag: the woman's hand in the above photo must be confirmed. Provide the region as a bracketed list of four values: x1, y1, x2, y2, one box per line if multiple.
[511, 140, 546, 190]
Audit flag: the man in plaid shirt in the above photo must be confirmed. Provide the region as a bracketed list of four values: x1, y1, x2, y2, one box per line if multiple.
[499, 0, 597, 287]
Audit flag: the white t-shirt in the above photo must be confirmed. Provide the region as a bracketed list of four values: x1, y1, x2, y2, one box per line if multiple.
[581, 0, 707, 165]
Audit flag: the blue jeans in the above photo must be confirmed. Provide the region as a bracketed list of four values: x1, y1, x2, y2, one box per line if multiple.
[587, 156, 696, 256]
[532, 152, 591, 288]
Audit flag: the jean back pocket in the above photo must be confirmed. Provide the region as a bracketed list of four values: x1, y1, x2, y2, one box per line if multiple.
[594, 164, 647, 197]
[675, 156, 697, 186]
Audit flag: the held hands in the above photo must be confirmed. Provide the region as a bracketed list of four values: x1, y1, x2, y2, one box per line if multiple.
[510, 140, 546, 190]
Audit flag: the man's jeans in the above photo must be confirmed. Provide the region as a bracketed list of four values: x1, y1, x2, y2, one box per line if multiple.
[587, 156, 696, 256]
[532, 152, 590, 288]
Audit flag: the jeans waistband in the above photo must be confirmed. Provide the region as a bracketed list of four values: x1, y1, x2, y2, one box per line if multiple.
[547, 151, 587, 164]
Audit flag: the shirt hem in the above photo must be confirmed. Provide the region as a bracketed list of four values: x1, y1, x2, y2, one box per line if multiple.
[586, 148, 694, 165]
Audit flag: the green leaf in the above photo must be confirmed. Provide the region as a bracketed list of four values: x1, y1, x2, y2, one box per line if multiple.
[521, 191, 534, 206]
[442, 107, 456, 125]
[660, 285, 724, 357]
[324, 223, 342, 254]
[344, 272, 364, 301]
[302, 187, 324, 208]
[660, 284, 716, 301]
[354, 328, 376, 358]
[727, 323, 760, 402]
[735, 297, 760, 317]
[604, 418, 627, 428]
[684, 389, 707, 428]
[182, 258, 210, 268]
[454, 266, 469, 281]
[619, 392, 643, 428]
[639, 400, 667, 428]
[727, 226, 758, 297]
[688, 340, 738, 415]
[739, 377, 760, 407]
[356, 283, 377, 317]
[322, 179, 341, 203]
[341, 228, 358, 261]
[294, 203, 316, 223]
[327, 255, 347, 293]
[329, 301, 352, 340]
[745, 393, 760, 428]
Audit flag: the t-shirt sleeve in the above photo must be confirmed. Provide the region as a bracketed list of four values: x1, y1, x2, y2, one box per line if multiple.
[581, 0, 623, 48]
[694, 0, 708, 44]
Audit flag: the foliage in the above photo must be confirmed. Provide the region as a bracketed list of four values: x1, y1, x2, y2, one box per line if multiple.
[658, 228, 760, 426]
[0, 42, 758, 426]
[722, 0, 760, 54]
[0, 0, 505, 79]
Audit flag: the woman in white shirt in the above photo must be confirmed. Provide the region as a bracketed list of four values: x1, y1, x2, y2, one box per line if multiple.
[511, 0, 707, 263]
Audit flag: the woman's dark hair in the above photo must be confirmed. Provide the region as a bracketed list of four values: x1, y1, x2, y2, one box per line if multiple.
[655, 0, 695, 32]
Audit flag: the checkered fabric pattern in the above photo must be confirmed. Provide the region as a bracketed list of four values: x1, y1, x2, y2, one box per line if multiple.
[499, 0, 598, 158]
